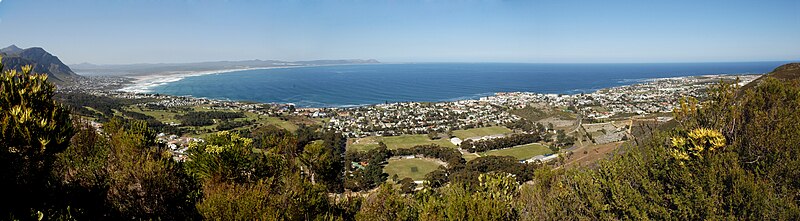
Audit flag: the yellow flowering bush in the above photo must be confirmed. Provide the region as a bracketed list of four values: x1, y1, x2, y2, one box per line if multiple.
[185, 131, 269, 182]
[188, 131, 253, 154]
[670, 128, 726, 162]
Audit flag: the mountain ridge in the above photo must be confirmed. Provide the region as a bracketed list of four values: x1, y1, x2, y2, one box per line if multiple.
[0, 45, 79, 84]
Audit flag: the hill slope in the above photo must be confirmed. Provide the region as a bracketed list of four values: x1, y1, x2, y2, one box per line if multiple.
[0, 45, 79, 85]
[741, 62, 800, 91]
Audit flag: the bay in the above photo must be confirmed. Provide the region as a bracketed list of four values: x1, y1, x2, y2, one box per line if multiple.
[150, 62, 785, 107]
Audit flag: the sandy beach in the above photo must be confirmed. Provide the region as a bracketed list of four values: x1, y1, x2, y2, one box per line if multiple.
[118, 66, 300, 93]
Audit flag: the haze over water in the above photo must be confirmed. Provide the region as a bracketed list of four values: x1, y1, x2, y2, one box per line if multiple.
[150, 62, 785, 107]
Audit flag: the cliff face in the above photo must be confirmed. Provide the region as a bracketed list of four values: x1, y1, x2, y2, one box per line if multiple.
[0, 45, 79, 84]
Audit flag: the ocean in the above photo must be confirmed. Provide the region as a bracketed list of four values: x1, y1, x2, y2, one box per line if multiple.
[149, 62, 786, 107]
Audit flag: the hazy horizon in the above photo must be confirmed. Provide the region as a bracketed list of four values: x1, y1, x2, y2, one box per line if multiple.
[66, 60, 800, 67]
[1, 0, 799, 64]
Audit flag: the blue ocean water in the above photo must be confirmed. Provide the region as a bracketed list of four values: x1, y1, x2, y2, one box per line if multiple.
[150, 62, 786, 107]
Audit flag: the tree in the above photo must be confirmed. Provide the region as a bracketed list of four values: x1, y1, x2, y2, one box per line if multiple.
[419, 173, 519, 220]
[185, 131, 283, 184]
[250, 125, 297, 153]
[555, 129, 575, 148]
[51, 119, 113, 219]
[295, 124, 320, 149]
[362, 164, 388, 191]
[428, 131, 439, 140]
[318, 130, 346, 192]
[425, 169, 449, 188]
[398, 178, 417, 193]
[356, 184, 418, 220]
[104, 119, 200, 220]
[0, 62, 74, 216]
[300, 140, 341, 191]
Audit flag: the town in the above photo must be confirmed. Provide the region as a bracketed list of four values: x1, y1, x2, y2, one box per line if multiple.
[326, 74, 760, 138]
[57, 74, 761, 149]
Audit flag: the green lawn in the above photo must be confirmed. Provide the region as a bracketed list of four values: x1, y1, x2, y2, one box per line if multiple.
[510, 106, 577, 121]
[383, 158, 443, 180]
[348, 134, 456, 152]
[124, 105, 297, 136]
[481, 143, 553, 161]
[126, 106, 183, 124]
[452, 126, 512, 139]
[244, 112, 298, 131]
[462, 153, 481, 161]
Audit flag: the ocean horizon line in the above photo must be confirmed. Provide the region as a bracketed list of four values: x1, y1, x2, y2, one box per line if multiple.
[127, 62, 779, 107]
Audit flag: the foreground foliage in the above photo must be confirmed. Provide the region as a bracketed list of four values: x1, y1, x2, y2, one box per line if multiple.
[1, 61, 73, 217]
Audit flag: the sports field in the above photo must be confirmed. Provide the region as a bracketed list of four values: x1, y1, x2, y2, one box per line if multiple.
[481, 143, 552, 160]
[452, 126, 512, 139]
[348, 134, 456, 152]
[383, 158, 443, 180]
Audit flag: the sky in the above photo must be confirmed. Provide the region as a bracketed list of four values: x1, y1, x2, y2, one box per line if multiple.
[0, 0, 798, 64]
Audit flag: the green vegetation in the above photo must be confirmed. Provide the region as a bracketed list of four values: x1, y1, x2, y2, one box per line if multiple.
[177, 111, 246, 126]
[243, 112, 299, 131]
[125, 105, 182, 123]
[452, 126, 512, 139]
[58, 91, 302, 138]
[482, 143, 552, 160]
[348, 134, 456, 152]
[1, 63, 74, 217]
[462, 133, 543, 153]
[513, 77, 800, 219]
[510, 106, 577, 121]
[462, 152, 480, 161]
[5, 58, 800, 220]
[384, 158, 443, 180]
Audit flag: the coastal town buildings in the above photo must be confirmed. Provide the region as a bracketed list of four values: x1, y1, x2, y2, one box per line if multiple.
[62, 74, 760, 141]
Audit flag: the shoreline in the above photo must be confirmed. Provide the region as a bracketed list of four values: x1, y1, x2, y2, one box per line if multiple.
[117, 70, 763, 109]
[118, 65, 305, 93]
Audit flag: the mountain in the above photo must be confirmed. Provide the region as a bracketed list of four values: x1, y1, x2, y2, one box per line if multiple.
[741, 63, 800, 92]
[71, 59, 380, 76]
[0, 45, 23, 54]
[0, 45, 80, 84]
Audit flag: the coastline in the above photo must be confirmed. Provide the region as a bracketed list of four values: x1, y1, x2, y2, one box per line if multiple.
[118, 66, 304, 93]
[112, 63, 765, 108]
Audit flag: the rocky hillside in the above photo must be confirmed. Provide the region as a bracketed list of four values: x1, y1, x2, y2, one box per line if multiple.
[0, 45, 79, 85]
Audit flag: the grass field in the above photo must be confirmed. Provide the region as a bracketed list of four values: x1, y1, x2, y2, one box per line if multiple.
[125, 105, 298, 136]
[510, 106, 577, 121]
[125, 106, 185, 124]
[452, 126, 512, 139]
[481, 143, 553, 160]
[243, 112, 298, 131]
[348, 134, 456, 152]
[462, 153, 480, 161]
[383, 158, 443, 180]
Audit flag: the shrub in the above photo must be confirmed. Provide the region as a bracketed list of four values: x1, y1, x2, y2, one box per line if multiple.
[0, 61, 73, 216]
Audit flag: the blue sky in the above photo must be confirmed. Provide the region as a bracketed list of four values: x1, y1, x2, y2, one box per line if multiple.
[0, 0, 798, 64]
